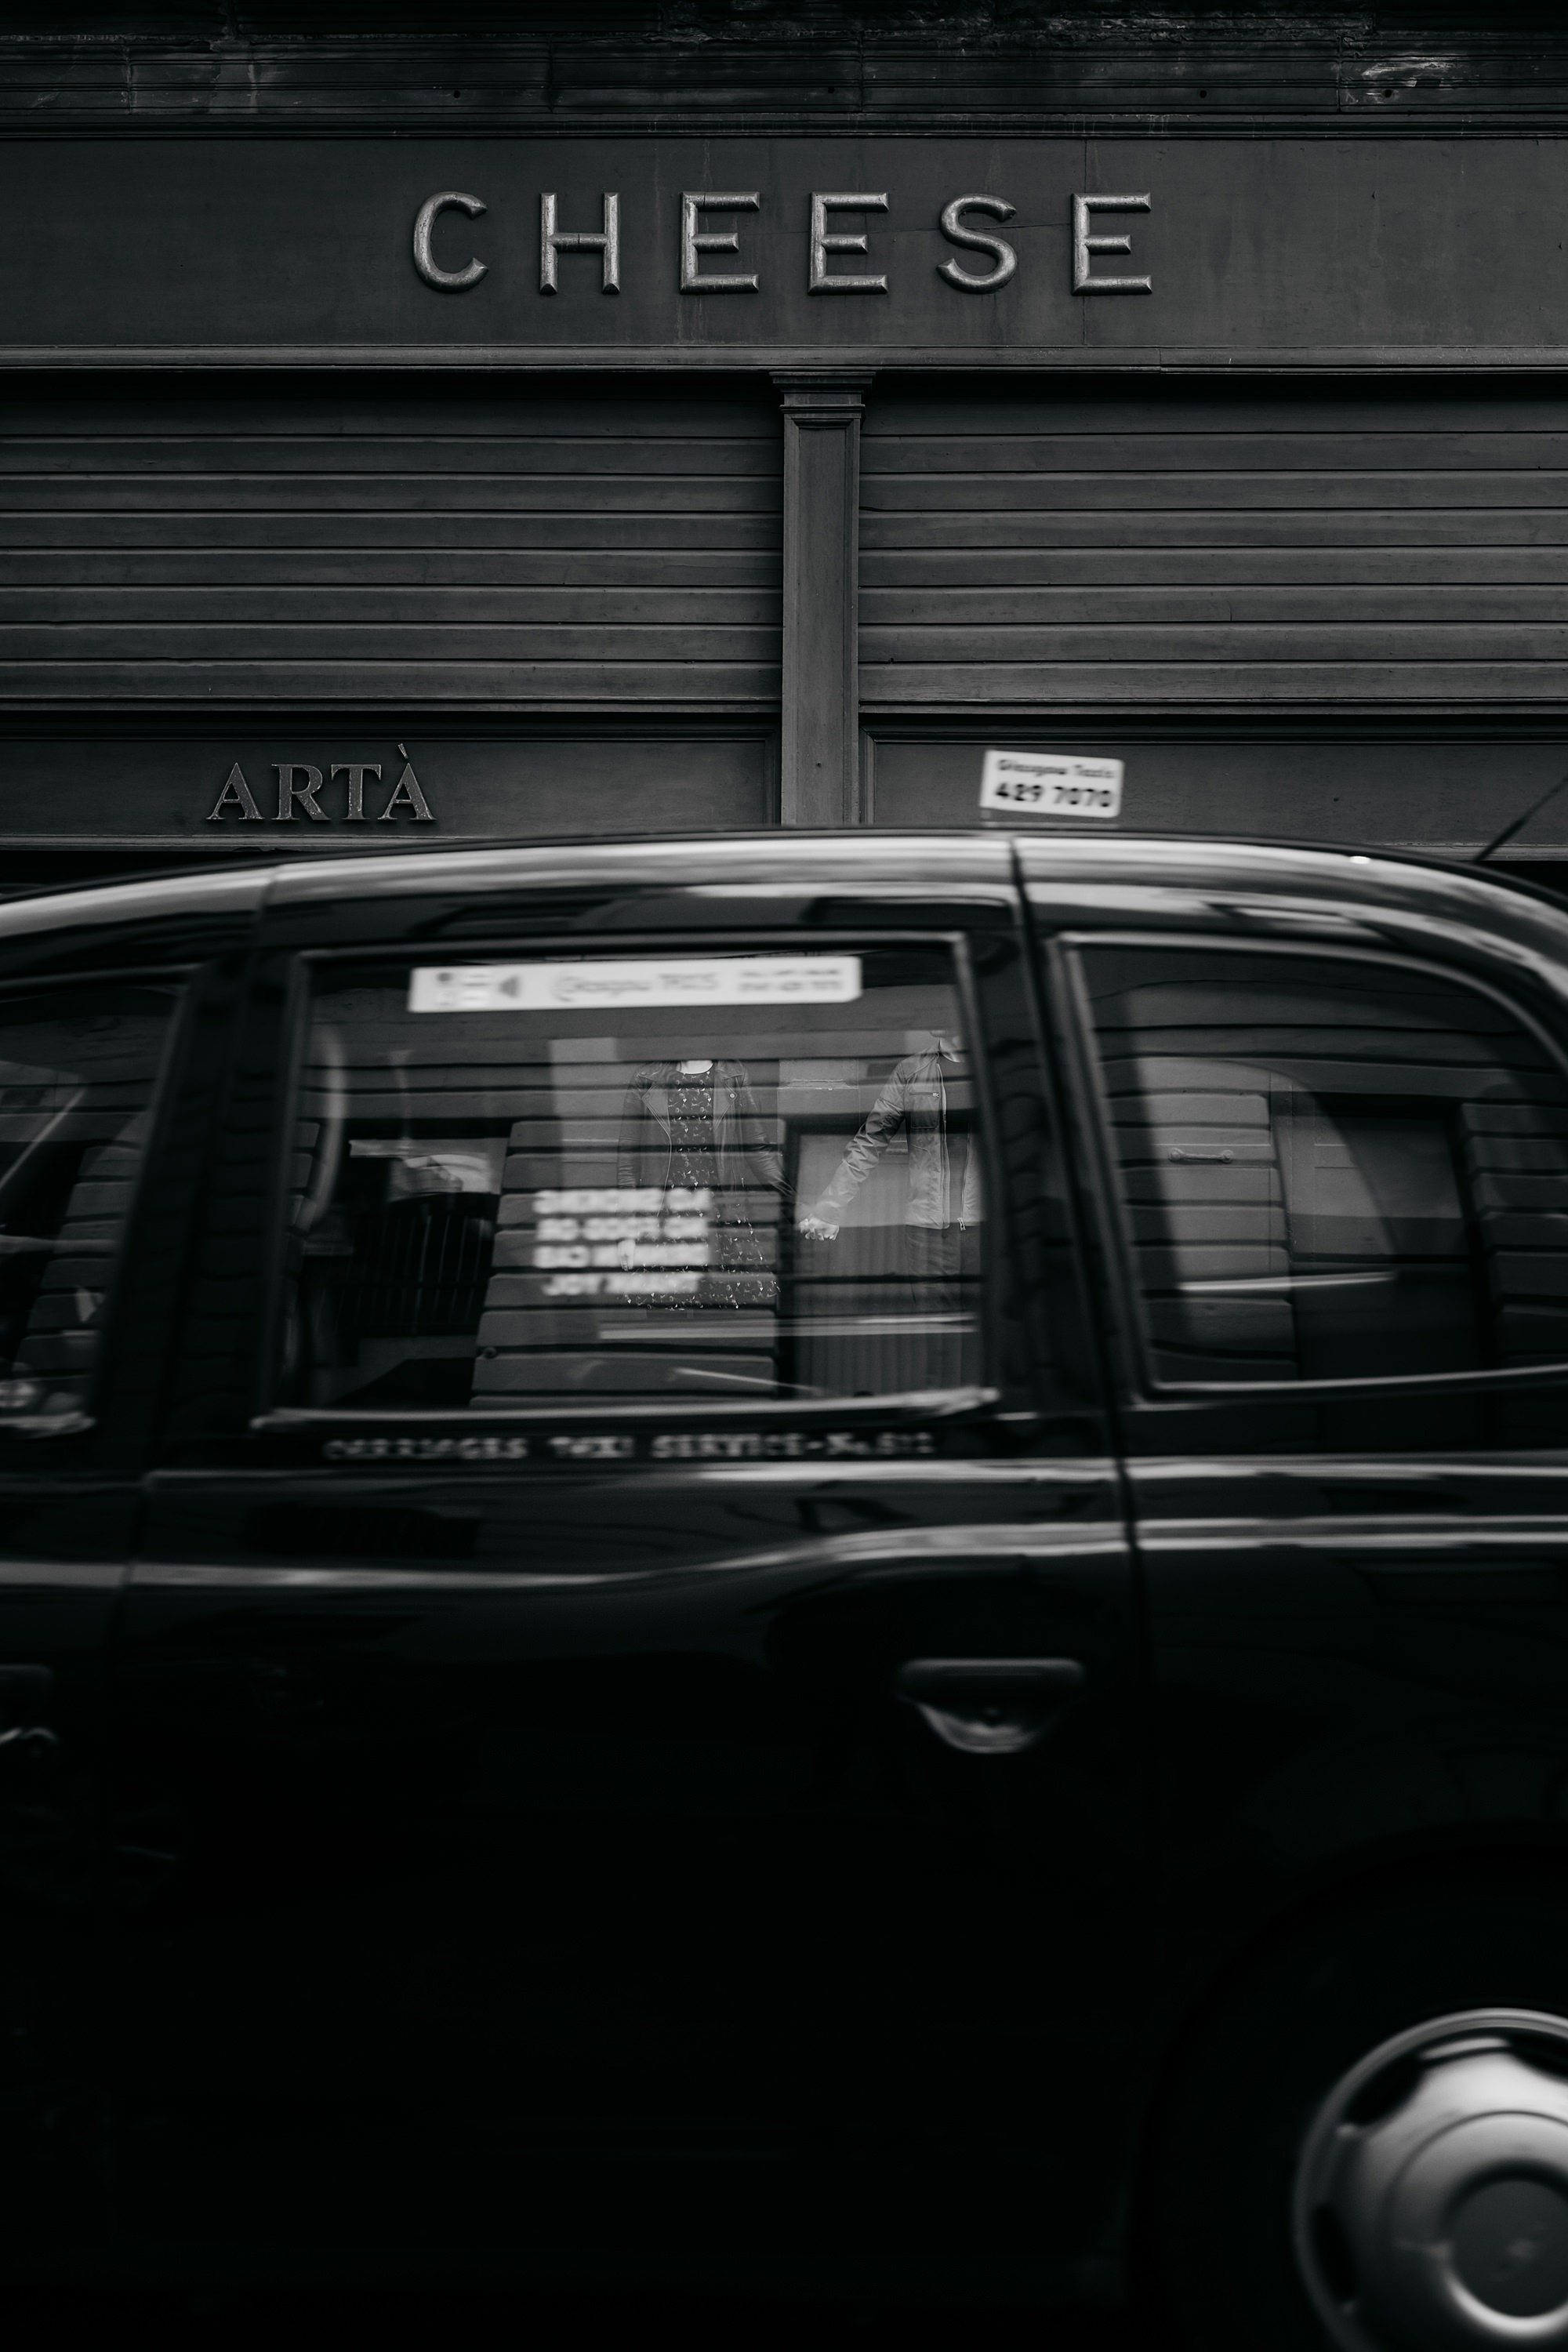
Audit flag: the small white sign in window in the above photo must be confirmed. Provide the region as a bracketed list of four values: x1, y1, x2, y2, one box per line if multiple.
[408, 953, 863, 1014]
[979, 749, 1123, 818]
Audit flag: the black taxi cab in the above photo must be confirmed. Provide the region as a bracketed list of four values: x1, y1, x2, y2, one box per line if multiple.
[2, 826, 1568, 2352]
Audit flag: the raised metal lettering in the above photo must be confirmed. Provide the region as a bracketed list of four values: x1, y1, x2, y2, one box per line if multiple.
[412, 191, 488, 292]
[938, 194, 1018, 292]
[331, 761, 381, 822]
[207, 762, 263, 822]
[1072, 193, 1152, 294]
[539, 193, 621, 295]
[379, 763, 434, 822]
[808, 193, 890, 294]
[274, 763, 326, 822]
[681, 192, 760, 292]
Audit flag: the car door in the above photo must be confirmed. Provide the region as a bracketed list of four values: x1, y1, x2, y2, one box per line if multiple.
[106, 839, 1145, 2299]
[1026, 856, 1568, 2024]
[0, 896, 245, 2267]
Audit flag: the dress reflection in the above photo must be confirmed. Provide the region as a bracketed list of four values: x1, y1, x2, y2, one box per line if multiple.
[616, 1055, 782, 1308]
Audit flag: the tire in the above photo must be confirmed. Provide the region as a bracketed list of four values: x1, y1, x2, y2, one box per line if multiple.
[1149, 1868, 1568, 2352]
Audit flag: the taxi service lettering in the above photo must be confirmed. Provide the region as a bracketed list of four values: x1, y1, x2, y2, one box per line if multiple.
[321, 1428, 936, 1464]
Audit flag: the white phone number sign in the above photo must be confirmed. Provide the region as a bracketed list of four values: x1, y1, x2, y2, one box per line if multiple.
[979, 750, 1123, 819]
[410, 953, 862, 1014]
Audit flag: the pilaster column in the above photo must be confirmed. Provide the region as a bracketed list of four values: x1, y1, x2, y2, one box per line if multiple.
[774, 372, 873, 827]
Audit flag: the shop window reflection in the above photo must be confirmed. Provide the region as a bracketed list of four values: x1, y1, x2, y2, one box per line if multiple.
[277, 949, 986, 1411]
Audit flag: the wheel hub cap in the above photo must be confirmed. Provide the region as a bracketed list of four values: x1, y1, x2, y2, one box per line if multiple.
[1452, 2176, 1568, 2316]
[1293, 2009, 1568, 2350]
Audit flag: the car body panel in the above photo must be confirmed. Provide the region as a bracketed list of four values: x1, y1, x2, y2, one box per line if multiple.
[0, 829, 1557, 2292]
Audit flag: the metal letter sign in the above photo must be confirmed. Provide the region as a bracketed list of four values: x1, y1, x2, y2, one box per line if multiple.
[206, 757, 434, 825]
[539, 193, 621, 294]
[680, 193, 761, 293]
[938, 195, 1018, 292]
[412, 192, 488, 292]
[808, 194, 891, 294]
[1071, 193, 1153, 293]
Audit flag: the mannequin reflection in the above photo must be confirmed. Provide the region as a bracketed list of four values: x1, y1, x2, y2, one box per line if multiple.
[798, 1030, 980, 1360]
[616, 1052, 781, 1305]
[800, 1028, 978, 1242]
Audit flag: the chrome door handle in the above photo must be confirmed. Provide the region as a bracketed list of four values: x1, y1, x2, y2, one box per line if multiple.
[0, 1723, 59, 1765]
[0, 1664, 53, 1715]
[0, 1664, 58, 1790]
[894, 1657, 1087, 1756]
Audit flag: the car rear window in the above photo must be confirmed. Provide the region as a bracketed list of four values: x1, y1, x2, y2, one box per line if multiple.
[1073, 941, 1568, 1389]
[273, 945, 989, 1413]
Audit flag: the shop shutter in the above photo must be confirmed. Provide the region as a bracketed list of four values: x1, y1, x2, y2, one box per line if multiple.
[0, 392, 780, 710]
[860, 390, 1568, 710]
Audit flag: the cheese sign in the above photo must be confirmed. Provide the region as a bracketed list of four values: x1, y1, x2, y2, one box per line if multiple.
[979, 750, 1124, 820]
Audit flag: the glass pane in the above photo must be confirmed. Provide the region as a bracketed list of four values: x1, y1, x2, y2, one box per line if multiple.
[0, 984, 180, 1420]
[1076, 945, 1568, 1386]
[277, 948, 985, 1410]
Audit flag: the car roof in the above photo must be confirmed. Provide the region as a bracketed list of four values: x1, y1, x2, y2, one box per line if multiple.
[0, 829, 1565, 965]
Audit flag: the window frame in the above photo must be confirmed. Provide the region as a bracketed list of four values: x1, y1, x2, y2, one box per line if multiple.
[1054, 928, 1568, 1404]
[251, 929, 1012, 1433]
[0, 962, 193, 1439]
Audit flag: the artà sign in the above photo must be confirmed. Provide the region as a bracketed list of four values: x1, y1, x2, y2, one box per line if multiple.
[208, 750, 434, 826]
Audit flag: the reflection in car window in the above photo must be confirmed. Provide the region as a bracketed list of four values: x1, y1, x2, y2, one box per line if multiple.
[276, 947, 985, 1410]
[1076, 945, 1568, 1387]
[0, 985, 180, 1420]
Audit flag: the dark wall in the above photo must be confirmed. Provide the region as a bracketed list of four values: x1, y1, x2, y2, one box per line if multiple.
[0, 5, 1565, 134]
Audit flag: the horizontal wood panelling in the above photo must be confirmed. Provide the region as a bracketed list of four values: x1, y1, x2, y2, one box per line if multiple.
[864, 593, 1568, 626]
[0, 626, 778, 659]
[0, 662, 763, 702]
[866, 551, 1568, 585]
[0, 480, 775, 514]
[870, 515, 1568, 550]
[866, 666, 1568, 705]
[0, 517, 777, 553]
[0, 396, 781, 708]
[860, 588, 1568, 626]
[865, 434, 1568, 473]
[0, 590, 775, 624]
[862, 394, 1568, 709]
[0, 433, 779, 473]
[867, 474, 1568, 514]
[0, 553, 775, 584]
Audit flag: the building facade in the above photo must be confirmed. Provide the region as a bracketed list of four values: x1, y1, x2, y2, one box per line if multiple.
[3, 3, 1568, 884]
